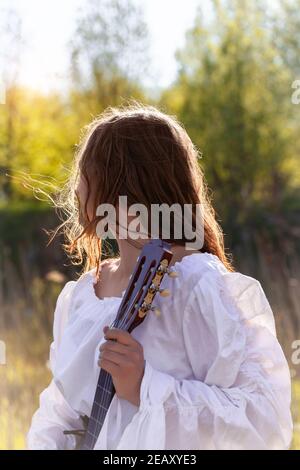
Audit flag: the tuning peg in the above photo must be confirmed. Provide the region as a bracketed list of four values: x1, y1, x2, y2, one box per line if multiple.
[157, 264, 178, 278]
[159, 288, 170, 297]
[167, 269, 178, 278]
[157, 264, 168, 274]
[153, 307, 161, 317]
[149, 306, 161, 316]
[139, 303, 161, 318]
[138, 309, 147, 318]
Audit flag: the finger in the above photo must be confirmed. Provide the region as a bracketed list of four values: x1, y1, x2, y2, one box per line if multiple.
[103, 325, 109, 335]
[99, 340, 132, 355]
[98, 357, 119, 375]
[99, 349, 128, 366]
[104, 327, 135, 346]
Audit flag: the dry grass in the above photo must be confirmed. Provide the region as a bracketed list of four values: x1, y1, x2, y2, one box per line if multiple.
[0, 340, 51, 450]
[291, 379, 300, 450]
[0, 276, 299, 450]
[0, 277, 59, 450]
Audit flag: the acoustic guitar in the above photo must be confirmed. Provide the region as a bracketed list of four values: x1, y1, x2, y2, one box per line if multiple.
[63, 239, 177, 450]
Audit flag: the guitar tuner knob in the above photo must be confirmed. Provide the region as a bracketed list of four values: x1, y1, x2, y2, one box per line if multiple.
[138, 309, 147, 318]
[167, 269, 178, 278]
[151, 307, 161, 317]
[157, 265, 178, 278]
[157, 264, 166, 274]
[159, 288, 170, 297]
[149, 283, 159, 294]
[138, 302, 152, 318]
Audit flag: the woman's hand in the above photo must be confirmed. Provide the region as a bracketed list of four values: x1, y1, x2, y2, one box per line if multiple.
[98, 325, 145, 407]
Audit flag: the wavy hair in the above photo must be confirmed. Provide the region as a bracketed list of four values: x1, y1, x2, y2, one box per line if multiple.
[52, 101, 233, 278]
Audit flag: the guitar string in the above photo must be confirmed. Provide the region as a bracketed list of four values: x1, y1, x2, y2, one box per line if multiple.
[89, 286, 144, 446]
[87, 253, 164, 448]
[85, 250, 169, 448]
[88, 253, 168, 446]
[85, 288, 143, 448]
[85, 310, 133, 448]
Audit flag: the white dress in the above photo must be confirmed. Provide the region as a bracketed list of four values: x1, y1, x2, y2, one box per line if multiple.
[26, 252, 293, 450]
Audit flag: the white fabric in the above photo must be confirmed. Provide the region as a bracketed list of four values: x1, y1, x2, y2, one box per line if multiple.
[26, 252, 293, 450]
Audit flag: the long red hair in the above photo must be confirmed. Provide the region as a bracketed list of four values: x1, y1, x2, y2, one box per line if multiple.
[54, 101, 233, 276]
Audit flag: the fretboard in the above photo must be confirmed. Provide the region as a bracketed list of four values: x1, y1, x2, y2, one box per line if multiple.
[80, 368, 115, 450]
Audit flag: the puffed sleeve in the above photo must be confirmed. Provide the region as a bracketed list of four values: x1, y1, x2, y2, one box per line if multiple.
[115, 269, 293, 450]
[26, 280, 84, 450]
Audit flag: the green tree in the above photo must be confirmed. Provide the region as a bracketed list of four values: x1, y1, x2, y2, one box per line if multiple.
[69, 0, 150, 122]
[160, 0, 299, 224]
[0, 7, 23, 200]
[0, 87, 79, 200]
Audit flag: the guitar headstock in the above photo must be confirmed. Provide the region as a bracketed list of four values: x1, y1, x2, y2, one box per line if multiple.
[111, 239, 177, 333]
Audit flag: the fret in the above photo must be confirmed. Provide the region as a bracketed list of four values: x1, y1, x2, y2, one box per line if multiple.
[88, 419, 105, 433]
[95, 403, 109, 410]
[86, 429, 100, 438]
[88, 416, 105, 431]
[96, 384, 113, 394]
[81, 369, 115, 449]
[86, 425, 103, 438]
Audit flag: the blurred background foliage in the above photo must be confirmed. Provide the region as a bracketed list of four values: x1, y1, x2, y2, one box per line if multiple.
[0, 0, 299, 449]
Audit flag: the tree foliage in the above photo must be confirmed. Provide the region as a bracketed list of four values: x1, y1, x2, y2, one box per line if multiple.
[160, 0, 300, 224]
[0, 0, 299, 224]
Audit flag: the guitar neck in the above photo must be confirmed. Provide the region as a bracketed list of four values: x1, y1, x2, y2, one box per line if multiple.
[80, 368, 115, 450]
[81, 315, 129, 450]
[79, 240, 173, 450]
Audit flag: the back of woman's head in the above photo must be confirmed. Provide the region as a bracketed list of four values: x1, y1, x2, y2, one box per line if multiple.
[57, 101, 233, 274]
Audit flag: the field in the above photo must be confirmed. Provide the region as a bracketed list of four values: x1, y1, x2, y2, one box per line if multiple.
[0, 276, 299, 450]
[1, 0, 300, 452]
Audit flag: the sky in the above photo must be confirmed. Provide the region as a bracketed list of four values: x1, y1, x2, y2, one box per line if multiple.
[0, 0, 212, 94]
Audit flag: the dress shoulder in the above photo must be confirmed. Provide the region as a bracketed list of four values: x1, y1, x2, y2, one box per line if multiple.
[173, 251, 276, 335]
[180, 252, 290, 394]
[184, 254, 275, 337]
[172, 251, 227, 286]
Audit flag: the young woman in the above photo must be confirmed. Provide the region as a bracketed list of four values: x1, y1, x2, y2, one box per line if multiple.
[27, 103, 293, 450]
